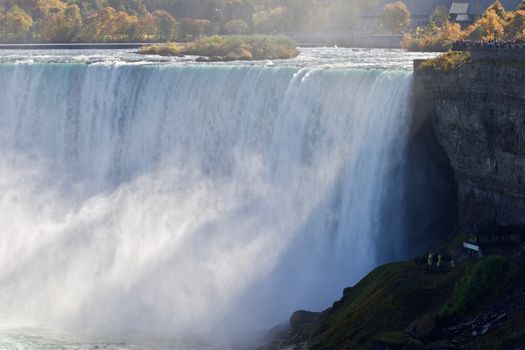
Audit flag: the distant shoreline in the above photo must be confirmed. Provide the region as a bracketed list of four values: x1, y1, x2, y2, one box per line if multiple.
[0, 43, 148, 50]
[0, 43, 407, 50]
[0, 34, 405, 50]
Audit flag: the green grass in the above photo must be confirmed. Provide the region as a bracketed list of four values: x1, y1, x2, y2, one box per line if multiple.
[309, 261, 465, 349]
[304, 251, 518, 350]
[418, 50, 471, 71]
[139, 35, 299, 61]
[439, 255, 510, 321]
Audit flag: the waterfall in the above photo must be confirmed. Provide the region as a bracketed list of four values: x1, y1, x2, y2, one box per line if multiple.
[0, 63, 413, 338]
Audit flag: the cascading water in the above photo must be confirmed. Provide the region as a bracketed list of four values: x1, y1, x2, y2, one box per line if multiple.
[0, 50, 444, 348]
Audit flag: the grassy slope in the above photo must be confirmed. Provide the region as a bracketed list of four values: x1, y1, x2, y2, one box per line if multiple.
[309, 261, 464, 349]
[303, 233, 525, 350]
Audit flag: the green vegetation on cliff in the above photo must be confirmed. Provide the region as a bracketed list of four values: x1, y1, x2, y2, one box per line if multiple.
[418, 50, 471, 71]
[139, 35, 299, 61]
[308, 261, 462, 349]
[269, 233, 525, 350]
[440, 255, 510, 321]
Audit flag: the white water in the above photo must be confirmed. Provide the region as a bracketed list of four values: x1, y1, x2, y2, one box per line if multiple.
[0, 49, 425, 348]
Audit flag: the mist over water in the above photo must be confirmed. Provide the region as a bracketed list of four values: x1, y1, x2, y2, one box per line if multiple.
[0, 51, 433, 348]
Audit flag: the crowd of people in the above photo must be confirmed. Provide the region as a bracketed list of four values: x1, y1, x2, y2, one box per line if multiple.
[452, 39, 525, 50]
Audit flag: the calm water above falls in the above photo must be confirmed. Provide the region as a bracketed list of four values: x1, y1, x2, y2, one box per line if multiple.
[0, 48, 438, 349]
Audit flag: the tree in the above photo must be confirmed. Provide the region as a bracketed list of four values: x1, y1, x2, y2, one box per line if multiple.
[0, 5, 32, 41]
[223, 0, 255, 25]
[504, 9, 525, 39]
[176, 17, 213, 42]
[79, 6, 116, 41]
[224, 18, 249, 34]
[486, 0, 506, 19]
[381, 1, 410, 34]
[36, 1, 82, 42]
[153, 9, 176, 41]
[518, 0, 525, 11]
[252, 6, 287, 33]
[110, 10, 139, 41]
[465, 9, 505, 40]
[429, 6, 450, 28]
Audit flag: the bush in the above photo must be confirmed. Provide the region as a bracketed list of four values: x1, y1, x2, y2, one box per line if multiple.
[138, 42, 183, 56]
[418, 50, 471, 71]
[439, 256, 510, 320]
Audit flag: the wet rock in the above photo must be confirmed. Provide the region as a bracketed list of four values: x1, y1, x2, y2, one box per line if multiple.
[481, 323, 491, 335]
[414, 61, 525, 230]
[289, 310, 321, 331]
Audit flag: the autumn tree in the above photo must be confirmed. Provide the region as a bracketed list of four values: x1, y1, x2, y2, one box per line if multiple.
[79, 6, 115, 41]
[504, 9, 525, 39]
[465, 4, 505, 41]
[110, 10, 139, 41]
[381, 1, 410, 34]
[486, 0, 506, 19]
[429, 6, 450, 29]
[252, 6, 286, 33]
[0, 5, 32, 41]
[224, 18, 249, 34]
[176, 17, 213, 42]
[136, 12, 157, 41]
[152, 9, 175, 41]
[35, 0, 82, 42]
[223, 0, 255, 25]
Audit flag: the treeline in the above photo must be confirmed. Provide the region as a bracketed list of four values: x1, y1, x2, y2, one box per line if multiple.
[402, 0, 525, 51]
[0, 0, 370, 43]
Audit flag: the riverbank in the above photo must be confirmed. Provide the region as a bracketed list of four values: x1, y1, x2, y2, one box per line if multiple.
[0, 43, 148, 50]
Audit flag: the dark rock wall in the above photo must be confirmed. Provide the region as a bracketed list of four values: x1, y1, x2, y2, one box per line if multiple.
[414, 60, 525, 230]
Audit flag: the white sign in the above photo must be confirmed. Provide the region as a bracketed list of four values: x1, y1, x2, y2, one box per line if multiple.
[463, 242, 480, 252]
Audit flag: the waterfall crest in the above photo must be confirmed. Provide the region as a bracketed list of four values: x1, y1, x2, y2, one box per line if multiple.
[0, 63, 412, 336]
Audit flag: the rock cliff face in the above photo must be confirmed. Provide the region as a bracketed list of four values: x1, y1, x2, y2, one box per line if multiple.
[414, 58, 525, 230]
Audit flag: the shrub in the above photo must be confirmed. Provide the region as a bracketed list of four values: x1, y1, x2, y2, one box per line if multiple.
[439, 256, 510, 321]
[418, 50, 471, 71]
[138, 42, 183, 56]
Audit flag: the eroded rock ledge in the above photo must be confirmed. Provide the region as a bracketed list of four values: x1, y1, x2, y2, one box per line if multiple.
[414, 56, 525, 230]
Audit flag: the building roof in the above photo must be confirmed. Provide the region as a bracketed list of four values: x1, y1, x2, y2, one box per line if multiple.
[455, 14, 470, 21]
[450, 2, 470, 14]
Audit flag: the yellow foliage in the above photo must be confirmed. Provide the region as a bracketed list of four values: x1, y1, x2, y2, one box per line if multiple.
[0, 5, 33, 41]
[381, 1, 411, 34]
[403, 0, 525, 51]
[504, 10, 525, 39]
[466, 10, 505, 40]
